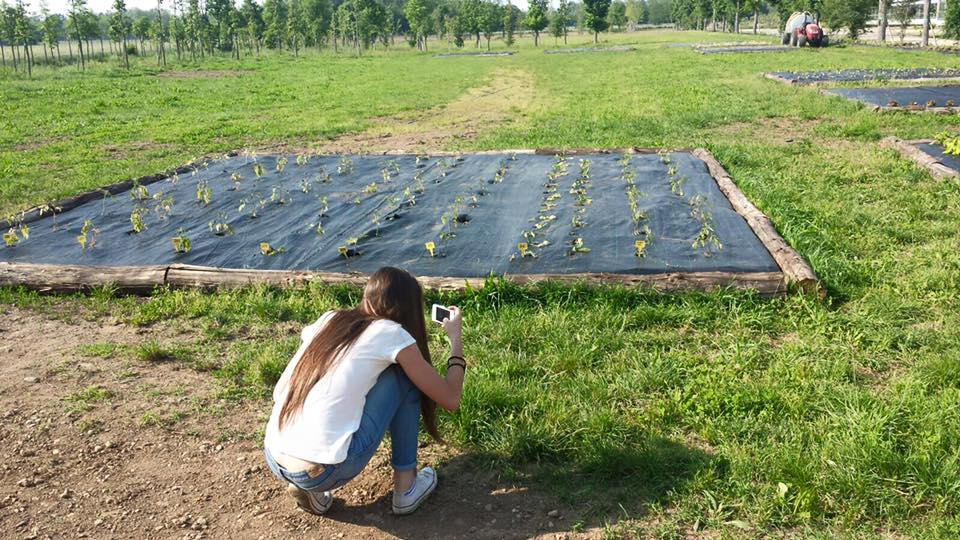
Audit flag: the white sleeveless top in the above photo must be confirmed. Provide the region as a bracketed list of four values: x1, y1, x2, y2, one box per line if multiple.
[263, 311, 417, 464]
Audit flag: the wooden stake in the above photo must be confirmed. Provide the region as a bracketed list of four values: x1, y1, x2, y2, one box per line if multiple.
[881, 137, 958, 181]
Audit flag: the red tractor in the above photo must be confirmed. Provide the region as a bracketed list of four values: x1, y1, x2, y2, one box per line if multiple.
[781, 11, 829, 47]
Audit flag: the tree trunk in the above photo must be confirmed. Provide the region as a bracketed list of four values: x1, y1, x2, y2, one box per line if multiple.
[594, 30, 598, 43]
[57, 43, 62, 64]
[23, 42, 32, 76]
[735, 0, 741, 33]
[1, 44, 5, 68]
[921, 0, 931, 46]
[42, 42, 49, 64]
[99, 36, 105, 56]
[878, 0, 889, 41]
[753, 7, 759, 34]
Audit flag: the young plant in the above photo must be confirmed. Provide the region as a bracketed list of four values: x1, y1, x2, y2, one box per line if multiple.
[270, 187, 290, 205]
[318, 196, 330, 216]
[299, 179, 312, 194]
[3, 228, 20, 247]
[208, 212, 235, 236]
[425, 241, 436, 257]
[363, 182, 378, 195]
[130, 206, 148, 233]
[253, 162, 265, 178]
[77, 220, 99, 251]
[153, 192, 174, 220]
[296, 154, 310, 166]
[276, 156, 288, 172]
[569, 237, 591, 255]
[689, 195, 722, 253]
[337, 156, 354, 175]
[230, 172, 244, 191]
[130, 182, 150, 201]
[196, 180, 213, 207]
[260, 242, 285, 256]
[934, 131, 960, 156]
[172, 228, 192, 254]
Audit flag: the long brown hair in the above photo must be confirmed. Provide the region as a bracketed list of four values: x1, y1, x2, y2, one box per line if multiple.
[278, 267, 440, 441]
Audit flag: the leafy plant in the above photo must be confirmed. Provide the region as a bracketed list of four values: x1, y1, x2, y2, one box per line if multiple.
[3, 228, 20, 247]
[77, 219, 99, 251]
[337, 156, 354, 175]
[296, 154, 310, 166]
[208, 212, 235, 236]
[130, 206, 147, 233]
[935, 131, 960, 156]
[276, 156, 288, 172]
[260, 242, 285, 256]
[270, 187, 290, 205]
[253, 162, 265, 178]
[153, 192, 174, 220]
[172, 228, 192, 254]
[130, 182, 150, 201]
[690, 195, 722, 253]
[196, 180, 213, 206]
[569, 237, 591, 255]
[364, 182, 378, 195]
[230, 172, 243, 190]
[299, 179, 311, 194]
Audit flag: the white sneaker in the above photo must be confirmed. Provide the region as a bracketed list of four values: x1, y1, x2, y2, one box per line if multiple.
[392, 467, 437, 515]
[286, 483, 333, 515]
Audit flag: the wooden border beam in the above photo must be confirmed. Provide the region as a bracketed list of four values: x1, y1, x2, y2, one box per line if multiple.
[881, 137, 959, 181]
[693, 148, 823, 298]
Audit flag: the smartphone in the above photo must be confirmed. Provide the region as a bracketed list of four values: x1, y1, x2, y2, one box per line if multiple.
[431, 304, 452, 324]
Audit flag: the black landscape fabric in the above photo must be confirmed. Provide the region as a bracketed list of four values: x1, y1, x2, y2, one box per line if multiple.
[433, 51, 515, 58]
[2, 153, 780, 278]
[918, 143, 960, 173]
[768, 68, 960, 84]
[544, 46, 636, 54]
[697, 45, 791, 54]
[825, 85, 960, 108]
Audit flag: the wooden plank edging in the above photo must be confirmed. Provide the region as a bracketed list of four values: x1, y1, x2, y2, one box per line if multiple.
[880, 137, 958, 181]
[0, 262, 787, 296]
[692, 148, 823, 298]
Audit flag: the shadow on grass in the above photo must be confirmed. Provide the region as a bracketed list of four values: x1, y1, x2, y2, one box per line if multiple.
[325, 436, 716, 540]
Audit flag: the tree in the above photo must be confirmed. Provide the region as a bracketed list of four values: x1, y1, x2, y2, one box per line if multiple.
[459, 0, 481, 47]
[13, 0, 31, 75]
[133, 16, 151, 54]
[109, 0, 131, 68]
[303, 0, 331, 49]
[503, 1, 517, 45]
[287, 0, 306, 55]
[819, 0, 874, 39]
[583, 0, 611, 42]
[479, 0, 499, 50]
[404, 0, 430, 50]
[920, 0, 931, 46]
[68, 0, 88, 70]
[877, 0, 890, 41]
[241, 0, 264, 53]
[263, 0, 288, 50]
[153, 0, 167, 66]
[945, 0, 960, 40]
[626, 0, 647, 27]
[549, 0, 570, 43]
[607, 0, 627, 30]
[890, 0, 916, 40]
[524, 0, 548, 45]
[42, 9, 63, 64]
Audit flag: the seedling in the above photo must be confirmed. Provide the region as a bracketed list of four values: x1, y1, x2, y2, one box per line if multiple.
[319, 171, 333, 184]
[382, 168, 392, 183]
[657, 149, 672, 165]
[153, 192, 174, 220]
[337, 156, 354, 175]
[270, 187, 291, 205]
[364, 182, 378, 195]
[308, 220, 325, 236]
[230, 172, 244, 190]
[77, 219, 99, 251]
[318, 196, 330, 216]
[196, 180, 213, 206]
[670, 174, 688, 197]
[3, 228, 19, 247]
[947, 100, 957, 107]
[130, 206, 147, 233]
[927, 100, 938, 108]
[569, 237, 591, 255]
[276, 156, 288, 172]
[208, 212, 235, 236]
[296, 154, 310, 166]
[260, 242, 285, 256]
[635, 240, 647, 257]
[690, 195, 722, 253]
[172, 228, 192, 254]
[299, 179, 312, 194]
[130, 182, 150, 201]
[425, 241, 436, 257]
[518, 242, 530, 257]
[253, 162, 264, 178]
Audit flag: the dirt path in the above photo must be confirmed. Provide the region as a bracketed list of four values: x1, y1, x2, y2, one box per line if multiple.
[314, 69, 542, 154]
[0, 303, 598, 540]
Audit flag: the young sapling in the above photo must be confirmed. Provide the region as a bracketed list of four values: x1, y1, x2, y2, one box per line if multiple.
[172, 228, 192, 254]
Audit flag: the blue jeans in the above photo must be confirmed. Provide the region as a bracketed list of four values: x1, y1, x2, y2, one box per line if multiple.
[265, 365, 421, 493]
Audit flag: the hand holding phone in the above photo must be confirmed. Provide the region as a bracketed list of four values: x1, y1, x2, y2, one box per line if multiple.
[432, 304, 462, 345]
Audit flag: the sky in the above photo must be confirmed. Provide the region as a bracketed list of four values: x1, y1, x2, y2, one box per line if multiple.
[31, 0, 536, 16]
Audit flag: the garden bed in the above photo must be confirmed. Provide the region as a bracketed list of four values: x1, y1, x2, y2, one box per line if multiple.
[882, 137, 960, 180]
[765, 67, 960, 85]
[696, 45, 792, 54]
[433, 51, 515, 58]
[823, 85, 960, 113]
[0, 150, 819, 296]
[544, 46, 636, 54]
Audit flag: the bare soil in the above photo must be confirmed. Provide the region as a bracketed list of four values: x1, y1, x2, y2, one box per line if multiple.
[0, 303, 600, 540]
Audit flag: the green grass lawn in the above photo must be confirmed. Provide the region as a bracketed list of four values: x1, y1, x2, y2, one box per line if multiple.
[4, 30, 960, 538]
